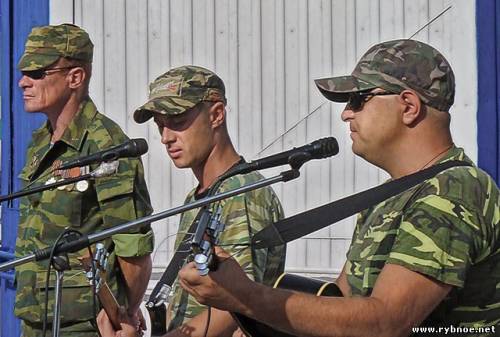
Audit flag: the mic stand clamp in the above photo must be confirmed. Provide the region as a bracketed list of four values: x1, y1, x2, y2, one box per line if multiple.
[288, 152, 312, 170]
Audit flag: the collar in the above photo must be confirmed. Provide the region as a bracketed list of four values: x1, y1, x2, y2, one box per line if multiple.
[193, 156, 246, 199]
[31, 97, 98, 152]
[435, 145, 472, 165]
[57, 97, 98, 151]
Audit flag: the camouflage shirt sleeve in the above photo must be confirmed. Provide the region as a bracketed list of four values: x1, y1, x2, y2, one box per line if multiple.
[217, 179, 284, 283]
[93, 157, 154, 257]
[386, 193, 480, 287]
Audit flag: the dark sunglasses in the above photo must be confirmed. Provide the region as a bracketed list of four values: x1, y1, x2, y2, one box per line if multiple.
[346, 91, 398, 111]
[21, 66, 77, 80]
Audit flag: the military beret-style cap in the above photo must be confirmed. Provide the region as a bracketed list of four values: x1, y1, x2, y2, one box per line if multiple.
[17, 23, 94, 71]
[134, 65, 227, 123]
[315, 39, 455, 111]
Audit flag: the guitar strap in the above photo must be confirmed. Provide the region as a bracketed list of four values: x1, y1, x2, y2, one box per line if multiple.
[252, 160, 471, 248]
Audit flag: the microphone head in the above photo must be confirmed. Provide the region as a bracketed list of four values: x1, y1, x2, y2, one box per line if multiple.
[313, 137, 339, 158]
[129, 138, 149, 156]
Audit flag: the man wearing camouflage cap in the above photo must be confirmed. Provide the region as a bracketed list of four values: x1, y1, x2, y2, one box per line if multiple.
[176, 40, 500, 336]
[15, 23, 154, 337]
[100, 65, 286, 337]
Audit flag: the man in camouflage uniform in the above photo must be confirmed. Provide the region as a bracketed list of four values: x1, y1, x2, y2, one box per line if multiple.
[177, 40, 500, 336]
[99, 65, 286, 337]
[15, 24, 154, 337]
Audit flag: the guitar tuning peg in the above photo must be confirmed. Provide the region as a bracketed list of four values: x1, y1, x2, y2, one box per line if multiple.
[194, 253, 210, 276]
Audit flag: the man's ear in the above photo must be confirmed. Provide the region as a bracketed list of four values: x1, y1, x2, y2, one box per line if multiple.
[208, 101, 226, 129]
[400, 90, 423, 126]
[67, 67, 86, 89]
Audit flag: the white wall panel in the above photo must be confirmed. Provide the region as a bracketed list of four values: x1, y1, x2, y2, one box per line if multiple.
[50, 0, 477, 278]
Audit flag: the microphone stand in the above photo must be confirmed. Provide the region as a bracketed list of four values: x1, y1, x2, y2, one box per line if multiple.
[0, 168, 300, 337]
[0, 160, 119, 337]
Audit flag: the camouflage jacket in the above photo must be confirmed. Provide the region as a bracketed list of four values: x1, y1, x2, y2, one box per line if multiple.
[346, 146, 500, 332]
[167, 171, 286, 330]
[14, 97, 154, 324]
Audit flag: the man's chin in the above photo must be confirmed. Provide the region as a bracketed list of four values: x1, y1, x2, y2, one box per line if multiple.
[23, 105, 42, 113]
[171, 159, 189, 169]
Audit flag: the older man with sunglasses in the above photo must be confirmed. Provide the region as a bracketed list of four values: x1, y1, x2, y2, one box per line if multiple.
[14, 24, 154, 337]
[176, 39, 500, 336]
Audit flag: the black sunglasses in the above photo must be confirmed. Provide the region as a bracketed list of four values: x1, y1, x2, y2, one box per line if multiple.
[346, 91, 398, 111]
[21, 66, 77, 80]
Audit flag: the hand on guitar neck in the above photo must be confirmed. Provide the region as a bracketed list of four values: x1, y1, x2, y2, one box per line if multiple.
[179, 246, 257, 316]
[179, 246, 343, 337]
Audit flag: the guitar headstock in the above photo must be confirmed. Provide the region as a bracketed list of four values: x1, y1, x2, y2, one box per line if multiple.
[191, 204, 226, 275]
[79, 243, 109, 292]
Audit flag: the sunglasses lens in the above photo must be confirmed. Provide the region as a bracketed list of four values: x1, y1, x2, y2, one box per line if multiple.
[348, 94, 362, 111]
[22, 70, 45, 80]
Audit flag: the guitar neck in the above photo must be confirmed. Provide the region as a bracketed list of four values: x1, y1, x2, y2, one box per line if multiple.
[96, 280, 123, 331]
[79, 255, 123, 331]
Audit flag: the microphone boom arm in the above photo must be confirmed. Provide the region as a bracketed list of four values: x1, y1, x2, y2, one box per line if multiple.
[0, 169, 300, 272]
[0, 161, 119, 203]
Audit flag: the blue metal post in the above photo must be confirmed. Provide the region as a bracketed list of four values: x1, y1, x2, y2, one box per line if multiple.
[1, 1, 48, 336]
[476, 0, 500, 183]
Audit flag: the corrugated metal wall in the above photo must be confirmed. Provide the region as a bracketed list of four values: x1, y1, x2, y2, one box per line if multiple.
[49, 0, 477, 278]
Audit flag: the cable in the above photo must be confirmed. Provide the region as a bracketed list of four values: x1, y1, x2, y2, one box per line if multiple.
[42, 228, 83, 337]
[203, 306, 212, 337]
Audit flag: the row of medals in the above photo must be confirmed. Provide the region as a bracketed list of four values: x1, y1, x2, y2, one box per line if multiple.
[45, 160, 90, 192]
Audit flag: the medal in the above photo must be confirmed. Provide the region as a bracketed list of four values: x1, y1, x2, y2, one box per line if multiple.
[45, 177, 57, 185]
[76, 180, 89, 192]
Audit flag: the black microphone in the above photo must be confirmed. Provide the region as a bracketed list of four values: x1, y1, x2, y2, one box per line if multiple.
[58, 138, 149, 170]
[230, 137, 339, 176]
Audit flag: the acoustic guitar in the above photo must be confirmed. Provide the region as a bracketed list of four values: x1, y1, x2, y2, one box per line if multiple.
[232, 273, 343, 337]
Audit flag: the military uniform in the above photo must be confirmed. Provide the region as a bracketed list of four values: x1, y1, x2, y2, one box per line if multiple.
[346, 146, 499, 333]
[167, 171, 286, 329]
[15, 24, 154, 337]
[15, 97, 154, 336]
[315, 39, 500, 335]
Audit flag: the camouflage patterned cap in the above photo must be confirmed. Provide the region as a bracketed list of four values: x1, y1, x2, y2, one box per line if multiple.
[17, 23, 93, 71]
[134, 65, 227, 123]
[315, 39, 455, 111]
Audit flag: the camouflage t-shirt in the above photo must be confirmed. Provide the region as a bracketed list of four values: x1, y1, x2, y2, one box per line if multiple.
[346, 146, 500, 332]
[167, 171, 286, 330]
[14, 97, 155, 324]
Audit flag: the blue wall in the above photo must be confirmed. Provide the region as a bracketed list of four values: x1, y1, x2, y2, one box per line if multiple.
[477, 0, 500, 183]
[0, 1, 48, 336]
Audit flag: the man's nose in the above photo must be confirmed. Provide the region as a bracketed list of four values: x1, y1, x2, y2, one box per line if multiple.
[341, 106, 355, 122]
[18, 74, 32, 88]
[161, 126, 175, 144]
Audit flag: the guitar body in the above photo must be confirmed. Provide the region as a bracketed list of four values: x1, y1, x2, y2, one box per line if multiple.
[233, 273, 343, 337]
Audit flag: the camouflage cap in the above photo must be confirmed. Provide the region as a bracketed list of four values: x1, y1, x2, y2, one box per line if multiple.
[134, 65, 227, 123]
[315, 39, 455, 111]
[17, 23, 93, 71]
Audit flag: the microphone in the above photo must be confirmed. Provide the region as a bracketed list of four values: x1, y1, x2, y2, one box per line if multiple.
[58, 138, 149, 170]
[231, 137, 339, 176]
